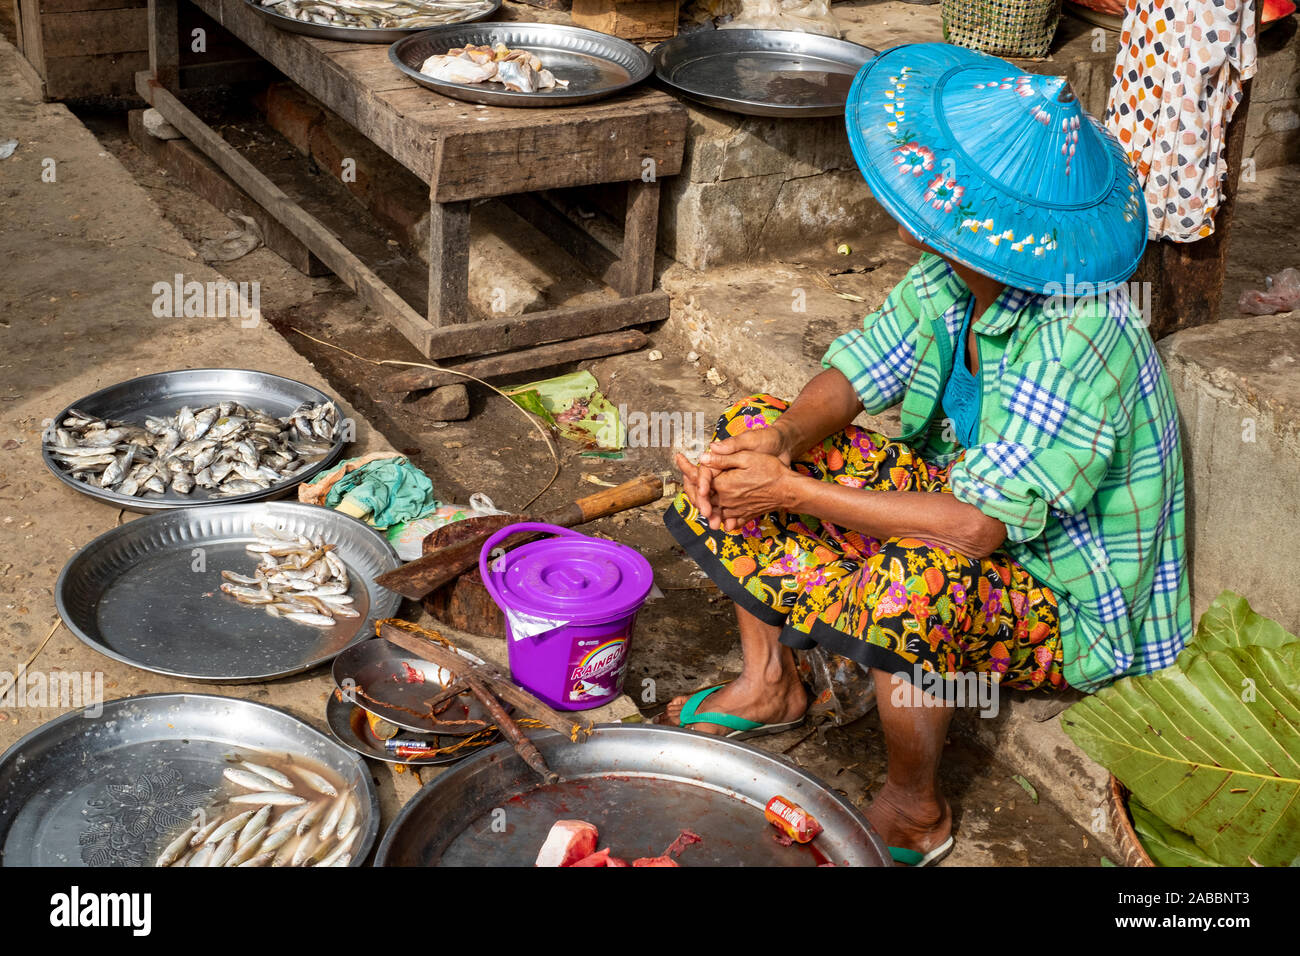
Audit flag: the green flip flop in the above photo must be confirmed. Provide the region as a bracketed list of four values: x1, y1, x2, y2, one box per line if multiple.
[677, 684, 805, 740]
[888, 836, 954, 867]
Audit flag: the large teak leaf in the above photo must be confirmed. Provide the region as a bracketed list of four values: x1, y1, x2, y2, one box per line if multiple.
[1183, 591, 1299, 663]
[1063, 643, 1300, 866]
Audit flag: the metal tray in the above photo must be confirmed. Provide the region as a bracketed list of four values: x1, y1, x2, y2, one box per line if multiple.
[332, 637, 499, 736]
[56, 503, 402, 683]
[654, 29, 877, 118]
[325, 691, 498, 765]
[389, 22, 653, 107]
[0, 693, 379, 867]
[42, 368, 349, 514]
[375, 724, 891, 866]
[243, 0, 501, 44]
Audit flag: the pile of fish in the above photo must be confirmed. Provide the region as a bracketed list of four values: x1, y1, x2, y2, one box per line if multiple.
[155, 757, 361, 867]
[419, 44, 570, 93]
[260, 0, 494, 29]
[45, 400, 340, 499]
[220, 522, 356, 629]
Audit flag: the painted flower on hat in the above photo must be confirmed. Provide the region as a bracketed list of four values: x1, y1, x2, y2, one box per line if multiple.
[893, 142, 935, 176]
[924, 174, 964, 212]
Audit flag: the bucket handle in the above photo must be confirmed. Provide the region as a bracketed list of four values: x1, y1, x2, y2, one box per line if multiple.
[478, 522, 587, 607]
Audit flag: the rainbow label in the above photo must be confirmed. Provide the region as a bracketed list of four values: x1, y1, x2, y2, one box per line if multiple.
[568, 639, 627, 702]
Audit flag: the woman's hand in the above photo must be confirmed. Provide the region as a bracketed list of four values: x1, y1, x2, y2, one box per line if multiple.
[701, 450, 797, 532]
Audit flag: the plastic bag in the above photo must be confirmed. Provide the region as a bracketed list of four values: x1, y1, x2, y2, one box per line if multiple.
[795, 646, 877, 725]
[719, 0, 843, 38]
[1238, 266, 1300, 315]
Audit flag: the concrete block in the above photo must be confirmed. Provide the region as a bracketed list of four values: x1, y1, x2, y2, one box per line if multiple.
[1158, 314, 1300, 631]
[141, 108, 183, 141]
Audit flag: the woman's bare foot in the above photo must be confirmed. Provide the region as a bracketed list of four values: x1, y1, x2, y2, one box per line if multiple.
[864, 782, 952, 864]
[663, 674, 808, 736]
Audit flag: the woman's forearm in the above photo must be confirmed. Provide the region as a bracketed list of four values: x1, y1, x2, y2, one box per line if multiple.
[771, 369, 864, 455]
[784, 474, 1007, 559]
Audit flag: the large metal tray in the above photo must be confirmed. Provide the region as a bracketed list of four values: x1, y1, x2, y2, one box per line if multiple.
[0, 693, 379, 867]
[42, 368, 348, 514]
[375, 724, 890, 866]
[243, 0, 501, 44]
[654, 29, 877, 118]
[389, 22, 653, 107]
[56, 503, 402, 683]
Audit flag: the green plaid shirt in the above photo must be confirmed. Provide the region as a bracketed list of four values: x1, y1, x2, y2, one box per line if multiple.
[822, 253, 1191, 691]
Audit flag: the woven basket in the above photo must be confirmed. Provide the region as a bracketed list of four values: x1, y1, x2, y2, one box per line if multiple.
[1106, 775, 1155, 867]
[941, 0, 1063, 58]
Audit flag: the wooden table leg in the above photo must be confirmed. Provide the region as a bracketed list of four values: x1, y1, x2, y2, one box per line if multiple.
[616, 178, 659, 297]
[148, 0, 181, 89]
[428, 197, 472, 326]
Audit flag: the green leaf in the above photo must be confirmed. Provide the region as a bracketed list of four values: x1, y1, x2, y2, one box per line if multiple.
[1062, 643, 1300, 866]
[1128, 797, 1222, 867]
[1011, 774, 1038, 804]
[1181, 591, 1298, 666]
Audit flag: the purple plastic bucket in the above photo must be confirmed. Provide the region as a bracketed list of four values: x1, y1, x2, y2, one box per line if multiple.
[479, 522, 654, 711]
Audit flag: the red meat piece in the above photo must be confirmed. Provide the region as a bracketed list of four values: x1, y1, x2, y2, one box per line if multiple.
[664, 830, 702, 859]
[631, 855, 679, 867]
[536, 820, 599, 867]
[570, 847, 632, 867]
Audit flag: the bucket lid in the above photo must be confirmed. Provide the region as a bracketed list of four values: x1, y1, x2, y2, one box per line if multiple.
[491, 534, 654, 621]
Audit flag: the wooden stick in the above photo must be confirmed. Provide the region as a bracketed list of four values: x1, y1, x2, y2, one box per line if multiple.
[375, 474, 662, 600]
[467, 677, 559, 785]
[379, 622, 592, 741]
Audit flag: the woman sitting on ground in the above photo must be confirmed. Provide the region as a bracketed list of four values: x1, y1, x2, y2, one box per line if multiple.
[662, 42, 1191, 866]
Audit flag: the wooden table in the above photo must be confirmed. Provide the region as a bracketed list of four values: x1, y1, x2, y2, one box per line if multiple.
[140, 0, 687, 362]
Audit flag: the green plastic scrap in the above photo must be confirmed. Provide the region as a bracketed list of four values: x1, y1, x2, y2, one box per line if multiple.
[323, 455, 437, 529]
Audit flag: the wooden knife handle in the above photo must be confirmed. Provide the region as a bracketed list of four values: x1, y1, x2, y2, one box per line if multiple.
[541, 474, 664, 527]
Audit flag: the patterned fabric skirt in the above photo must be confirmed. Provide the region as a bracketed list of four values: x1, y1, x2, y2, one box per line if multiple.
[664, 395, 1067, 699]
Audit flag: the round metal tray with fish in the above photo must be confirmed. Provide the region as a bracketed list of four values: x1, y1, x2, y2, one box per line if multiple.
[375, 724, 891, 866]
[57, 503, 402, 683]
[243, 0, 501, 44]
[653, 29, 877, 118]
[332, 637, 502, 736]
[0, 694, 380, 867]
[42, 368, 348, 514]
[389, 22, 653, 107]
[325, 692, 499, 765]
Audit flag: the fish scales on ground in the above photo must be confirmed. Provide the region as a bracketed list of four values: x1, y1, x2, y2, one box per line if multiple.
[154, 751, 358, 867]
[262, 0, 493, 29]
[419, 44, 570, 92]
[44, 400, 341, 499]
[218, 522, 357, 628]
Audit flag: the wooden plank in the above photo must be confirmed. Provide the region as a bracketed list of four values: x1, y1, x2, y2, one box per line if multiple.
[137, 71, 437, 354]
[41, 8, 147, 56]
[421, 292, 667, 360]
[127, 107, 328, 276]
[44, 51, 149, 98]
[427, 198, 472, 327]
[178, 57, 280, 88]
[618, 178, 659, 296]
[380, 329, 649, 393]
[148, 0, 180, 86]
[40, 0, 146, 12]
[431, 101, 686, 201]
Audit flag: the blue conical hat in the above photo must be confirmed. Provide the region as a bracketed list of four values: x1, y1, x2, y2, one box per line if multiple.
[845, 43, 1146, 293]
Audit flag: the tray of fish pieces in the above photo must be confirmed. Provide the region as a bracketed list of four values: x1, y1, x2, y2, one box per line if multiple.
[56, 504, 402, 682]
[42, 368, 349, 513]
[325, 688, 500, 766]
[244, 0, 500, 43]
[0, 693, 379, 867]
[390, 22, 653, 106]
[375, 724, 892, 867]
